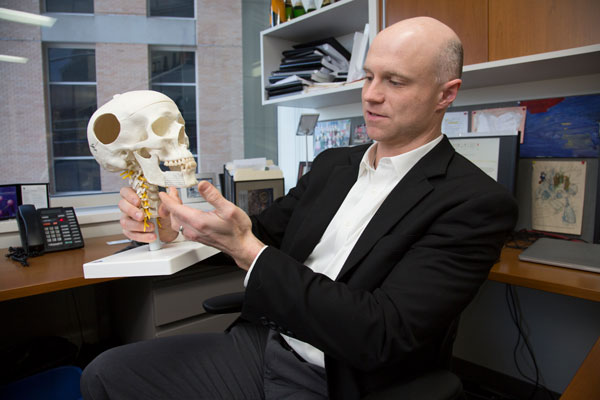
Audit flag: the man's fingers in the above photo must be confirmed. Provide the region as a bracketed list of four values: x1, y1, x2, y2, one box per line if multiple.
[120, 186, 141, 207]
[119, 194, 143, 221]
[197, 181, 230, 210]
[168, 186, 181, 201]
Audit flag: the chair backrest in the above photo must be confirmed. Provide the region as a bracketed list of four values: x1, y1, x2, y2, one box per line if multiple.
[436, 317, 460, 369]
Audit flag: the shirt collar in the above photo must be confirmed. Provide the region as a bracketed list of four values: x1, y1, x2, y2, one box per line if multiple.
[359, 135, 444, 177]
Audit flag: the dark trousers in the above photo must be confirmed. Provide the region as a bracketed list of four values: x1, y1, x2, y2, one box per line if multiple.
[81, 321, 328, 399]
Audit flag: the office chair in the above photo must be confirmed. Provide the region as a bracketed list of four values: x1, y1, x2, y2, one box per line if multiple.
[203, 292, 465, 400]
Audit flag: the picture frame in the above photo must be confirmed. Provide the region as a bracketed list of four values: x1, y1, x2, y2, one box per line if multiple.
[313, 118, 352, 156]
[234, 179, 284, 216]
[297, 161, 313, 181]
[179, 172, 218, 204]
[350, 122, 371, 145]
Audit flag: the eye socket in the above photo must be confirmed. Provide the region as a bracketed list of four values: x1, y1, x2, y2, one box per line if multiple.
[151, 116, 172, 136]
[93, 113, 120, 144]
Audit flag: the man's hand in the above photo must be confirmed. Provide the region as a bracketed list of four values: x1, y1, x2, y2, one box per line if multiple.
[159, 181, 265, 271]
[118, 187, 179, 243]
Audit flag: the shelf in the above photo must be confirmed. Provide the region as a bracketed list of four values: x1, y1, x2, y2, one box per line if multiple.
[262, 0, 370, 42]
[462, 44, 600, 90]
[262, 80, 364, 108]
[260, 0, 375, 107]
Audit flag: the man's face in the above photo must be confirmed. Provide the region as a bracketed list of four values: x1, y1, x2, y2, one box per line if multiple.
[361, 30, 443, 149]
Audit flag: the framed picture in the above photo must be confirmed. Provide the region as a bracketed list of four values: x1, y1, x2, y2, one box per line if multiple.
[179, 173, 218, 203]
[313, 119, 352, 156]
[297, 161, 313, 181]
[350, 123, 371, 145]
[234, 179, 284, 216]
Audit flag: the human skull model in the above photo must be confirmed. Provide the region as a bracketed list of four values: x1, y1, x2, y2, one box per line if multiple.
[87, 90, 197, 231]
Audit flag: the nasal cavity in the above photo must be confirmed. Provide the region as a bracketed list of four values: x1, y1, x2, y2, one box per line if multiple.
[94, 113, 120, 144]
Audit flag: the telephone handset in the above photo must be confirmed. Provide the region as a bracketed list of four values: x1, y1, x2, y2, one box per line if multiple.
[16, 205, 84, 256]
[17, 205, 45, 256]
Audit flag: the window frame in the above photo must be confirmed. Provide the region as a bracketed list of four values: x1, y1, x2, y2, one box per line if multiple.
[149, 45, 200, 169]
[45, 43, 101, 200]
[147, 0, 196, 19]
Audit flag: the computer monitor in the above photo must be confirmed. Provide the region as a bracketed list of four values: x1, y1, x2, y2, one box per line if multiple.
[447, 131, 520, 194]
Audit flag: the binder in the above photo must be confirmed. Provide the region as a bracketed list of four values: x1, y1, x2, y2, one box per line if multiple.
[292, 37, 351, 61]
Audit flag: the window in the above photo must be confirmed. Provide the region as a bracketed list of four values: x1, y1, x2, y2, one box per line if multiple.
[46, 0, 93, 13]
[47, 47, 100, 193]
[149, 0, 194, 18]
[150, 49, 198, 159]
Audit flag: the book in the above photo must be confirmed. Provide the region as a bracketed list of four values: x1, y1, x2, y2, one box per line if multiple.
[346, 23, 370, 82]
[278, 57, 341, 73]
[292, 37, 351, 61]
[269, 69, 334, 84]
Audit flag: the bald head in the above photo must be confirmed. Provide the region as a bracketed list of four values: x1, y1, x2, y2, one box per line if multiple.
[375, 17, 463, 84]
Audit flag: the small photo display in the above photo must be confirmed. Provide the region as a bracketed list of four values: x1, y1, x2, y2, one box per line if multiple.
[0, 185, 18, 220]
[313, 119, 352, 156]
[238, 188, 274, 216]
[350, 123, 371, 145]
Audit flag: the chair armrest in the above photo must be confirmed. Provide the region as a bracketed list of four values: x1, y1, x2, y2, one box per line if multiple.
[203, 291, 245, 314]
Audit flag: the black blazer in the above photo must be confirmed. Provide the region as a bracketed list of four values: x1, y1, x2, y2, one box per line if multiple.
[242, 136, 518, 399]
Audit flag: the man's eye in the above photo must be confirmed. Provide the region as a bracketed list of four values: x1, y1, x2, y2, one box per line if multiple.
[365, 75, 373, 81]
[389, 80, 402, 86]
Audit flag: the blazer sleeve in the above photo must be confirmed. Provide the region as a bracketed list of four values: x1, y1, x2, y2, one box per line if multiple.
[241, 185, 518, 372]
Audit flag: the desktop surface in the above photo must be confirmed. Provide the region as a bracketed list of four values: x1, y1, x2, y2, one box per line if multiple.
[0, 234, 127, 301]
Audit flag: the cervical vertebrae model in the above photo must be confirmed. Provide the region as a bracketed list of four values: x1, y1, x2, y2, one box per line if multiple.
[87, 90, 197, 232]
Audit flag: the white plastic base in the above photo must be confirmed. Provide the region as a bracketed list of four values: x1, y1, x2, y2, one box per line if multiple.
[83, 241, 220, 278]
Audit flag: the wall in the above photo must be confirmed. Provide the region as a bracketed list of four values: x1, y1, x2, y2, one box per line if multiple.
[242, 0, 278, 163]
[0, 0, 49, 185]
[196, 0, 244, 174]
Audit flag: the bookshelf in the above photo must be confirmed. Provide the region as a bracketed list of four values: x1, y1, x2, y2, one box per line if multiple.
[260, 0, 378, 107]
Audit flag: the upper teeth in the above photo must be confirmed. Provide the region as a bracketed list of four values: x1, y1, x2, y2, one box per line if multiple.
[164, 157, 196, 170]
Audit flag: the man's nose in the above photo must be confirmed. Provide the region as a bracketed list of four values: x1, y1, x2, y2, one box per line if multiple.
[362, 79, 384, 103]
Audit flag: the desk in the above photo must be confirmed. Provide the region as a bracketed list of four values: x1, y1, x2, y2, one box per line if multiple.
[4, 241, 600, 303]
[0, 234, 127, 302]
[561, 335, 600, 399]
[488, 247, 600, 302]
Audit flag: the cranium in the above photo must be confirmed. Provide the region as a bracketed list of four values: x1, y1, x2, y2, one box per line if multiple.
[87, 90, 198, 231]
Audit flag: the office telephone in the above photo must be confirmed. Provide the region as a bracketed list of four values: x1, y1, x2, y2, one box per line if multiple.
[17, 205, 84, 256]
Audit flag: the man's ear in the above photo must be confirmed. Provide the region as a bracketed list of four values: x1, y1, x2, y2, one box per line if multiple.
[437, 79, 462, 110]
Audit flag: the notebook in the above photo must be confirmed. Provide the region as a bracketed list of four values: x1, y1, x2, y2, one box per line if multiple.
[518, 238, 600, 273]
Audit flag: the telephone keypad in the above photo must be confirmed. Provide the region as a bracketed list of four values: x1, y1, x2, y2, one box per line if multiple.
[40, 207, 84, 252]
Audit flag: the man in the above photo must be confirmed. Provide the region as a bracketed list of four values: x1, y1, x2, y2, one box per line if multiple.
[82, 17, 518, 400]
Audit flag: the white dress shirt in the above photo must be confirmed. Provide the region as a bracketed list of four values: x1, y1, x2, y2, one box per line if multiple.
[246, 135, 443, 367]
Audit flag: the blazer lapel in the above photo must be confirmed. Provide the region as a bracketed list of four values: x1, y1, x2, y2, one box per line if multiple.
[337, 136, 456, 281]
[287, 149, 364, 263]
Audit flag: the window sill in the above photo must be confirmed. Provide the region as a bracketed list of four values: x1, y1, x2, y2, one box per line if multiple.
[0, 202, 214, 235]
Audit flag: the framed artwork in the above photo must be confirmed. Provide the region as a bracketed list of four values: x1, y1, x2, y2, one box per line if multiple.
[235, 179, 284, 216]
[297, 161, 313, 181]
[179, 173, 218, 203]
[313, 119, 352, 156]
[350, 123, 371, 145]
